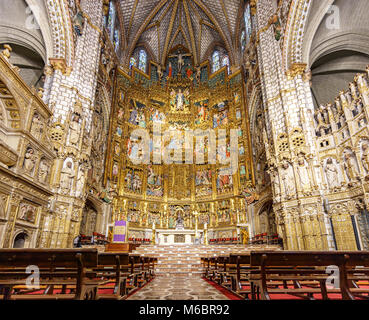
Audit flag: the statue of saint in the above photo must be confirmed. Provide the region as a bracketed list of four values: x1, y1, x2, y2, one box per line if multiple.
[38, 159, 49, 184]
[31, 113, 43, 139]
[69, 114, 81, 146]
[195, 66, 201, 83]
[297, 156, 311, 193]
[60, 161, 75, 194]
[176, 89, 184, 111]
[271, 169, 280, 197]
[343, 151, 359, 182]
[175, 211, 184, 230]
[157, 64, 163, 81]
[281, 162, 295, 199]
[325, 158, 340, 189]
[24, 147, 36, 174]
[0, 196, 4, 217]
[361, 141, 369, 173]
[75, 166, 86, 198]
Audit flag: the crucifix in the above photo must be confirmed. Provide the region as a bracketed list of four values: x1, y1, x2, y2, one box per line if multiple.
[169, 51, 192, 73]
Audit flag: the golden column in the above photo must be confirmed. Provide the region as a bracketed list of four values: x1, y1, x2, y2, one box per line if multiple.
[152, 222, 156, 245]
[204, 223, 208, 245]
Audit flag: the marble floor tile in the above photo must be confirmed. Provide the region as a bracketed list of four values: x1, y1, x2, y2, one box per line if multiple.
[128, 276, 229, 300]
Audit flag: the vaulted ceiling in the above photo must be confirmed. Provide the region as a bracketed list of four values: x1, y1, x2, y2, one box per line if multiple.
[118, 0, 242, 66]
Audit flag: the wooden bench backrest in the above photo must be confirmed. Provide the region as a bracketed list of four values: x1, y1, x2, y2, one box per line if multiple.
[129, 254, 142, 264]
[0, 249, 98, 269]
[250, 251, 369, 267]
[230, 254, 250, 265]
[98, 252, 130, 266]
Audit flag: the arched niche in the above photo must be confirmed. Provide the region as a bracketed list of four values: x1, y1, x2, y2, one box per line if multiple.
[256, 201, 276, 236]
[12, 231, 29, 248]
[0, 0, 47, 88]
[302, 0, 369, 106]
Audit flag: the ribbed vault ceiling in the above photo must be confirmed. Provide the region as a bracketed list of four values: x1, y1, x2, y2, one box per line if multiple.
[119, 0, 241, 66]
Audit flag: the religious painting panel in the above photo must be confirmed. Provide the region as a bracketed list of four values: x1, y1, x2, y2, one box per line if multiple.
[168, 205, 177, 229]
[235, 108, 242, 121]
[149, 99, 166, 125]
[194, 99, 210, 126]
[18, 202, 37, 224]
[124, 167, 143, 194]
[212, 100, 229, 129]
[111, 161, 120, 183]
[148, 212, 161, 227]
[115, 125, 123, 139]
[146, 165, 164, 198]
[234, 91, 241, 106]
[113, 141, 121, 158]
[118, 89, 125, 106]
[216, 168, 234, 194]
[128, 99, 147, 128]
[217, 209, 231, 225]
[195, 168, 213, 197]
[194, 132, 211, 164]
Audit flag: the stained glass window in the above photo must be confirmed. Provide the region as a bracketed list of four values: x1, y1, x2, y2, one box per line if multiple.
[222, 55, 230, 74]
[130, 57, 137, 69]
[245, 3, 252, 43]
[107, 1, 115, 40]
[212, 51, 220, 73]
[114, 29, 120, 52]
[241, 31, 246, 51]
[138, 50, 147, 73]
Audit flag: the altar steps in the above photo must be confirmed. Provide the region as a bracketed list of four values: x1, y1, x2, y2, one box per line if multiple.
[132, 244, 281, 277]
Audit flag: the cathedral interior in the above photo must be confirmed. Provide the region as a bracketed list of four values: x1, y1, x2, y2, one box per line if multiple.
[1, 0, 369, 302]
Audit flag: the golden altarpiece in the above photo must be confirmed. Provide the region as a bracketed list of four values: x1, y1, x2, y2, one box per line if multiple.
[104, 52, 254, 242]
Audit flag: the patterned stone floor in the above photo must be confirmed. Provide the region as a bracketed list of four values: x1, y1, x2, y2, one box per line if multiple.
[127, 276, 229, 300]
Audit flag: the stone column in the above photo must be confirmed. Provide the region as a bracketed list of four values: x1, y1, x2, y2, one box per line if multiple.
[46, 0, 104, 248]
[254, 0, 334, 250]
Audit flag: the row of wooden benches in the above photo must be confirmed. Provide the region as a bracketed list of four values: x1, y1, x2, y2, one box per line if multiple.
[0, 249, 157, 300]
[202, 251, 369, 300]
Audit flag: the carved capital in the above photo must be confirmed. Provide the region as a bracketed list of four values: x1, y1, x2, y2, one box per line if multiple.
[286, 63, 307, 80]
[49, 58, 73, 76]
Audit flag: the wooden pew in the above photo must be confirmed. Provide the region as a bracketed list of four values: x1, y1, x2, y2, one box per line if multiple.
[128, 254, 146, 291]
[228, 253, 257, 299]
[249, 251, 369, 300]
[340, 253, 369, 300]
[95, 252, 131, 300]
[145, 257, 157, 280]
[208, 256, 218, 281]
[201, 257, 210, 278]
[0, 248, 105, 300]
